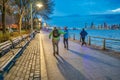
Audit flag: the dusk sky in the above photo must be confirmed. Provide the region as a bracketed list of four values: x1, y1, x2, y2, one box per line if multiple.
[53, 0, 120, 16]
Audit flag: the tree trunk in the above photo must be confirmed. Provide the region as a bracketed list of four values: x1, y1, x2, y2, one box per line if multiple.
[18, 15, 22, 34]
[2, 0, 6, 34]
[18, 9, 25, 34]
[25, 17, 27, 30]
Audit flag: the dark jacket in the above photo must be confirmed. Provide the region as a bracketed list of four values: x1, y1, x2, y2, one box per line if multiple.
[80, 30, 88, 38]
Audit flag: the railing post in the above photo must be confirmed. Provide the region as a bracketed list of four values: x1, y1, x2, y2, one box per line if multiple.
[103, 38, 106, 50]
[73, 34, 75, 40]
[80, 36, 81, 42]
[88, 36, 91, 45]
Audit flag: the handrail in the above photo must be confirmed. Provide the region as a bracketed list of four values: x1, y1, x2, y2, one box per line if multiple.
[89, 36, 120, 41]
[88, 36, 120, 50]
[69, 33, 77, 40]
[69, 33, 120, 52]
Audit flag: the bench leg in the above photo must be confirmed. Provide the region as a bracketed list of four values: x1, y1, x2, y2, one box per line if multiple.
[10, 50, 14, 55]
[0, 71, 4, 80]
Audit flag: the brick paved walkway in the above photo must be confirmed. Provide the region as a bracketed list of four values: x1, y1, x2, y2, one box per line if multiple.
[4, 35, 41, 80]
[3, 31, 120, 80]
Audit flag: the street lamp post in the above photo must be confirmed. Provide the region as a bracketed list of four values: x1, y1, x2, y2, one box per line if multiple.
[30, 3, 43, 32]
[39, 18, 42, 29]
[30, 3, 33, 31]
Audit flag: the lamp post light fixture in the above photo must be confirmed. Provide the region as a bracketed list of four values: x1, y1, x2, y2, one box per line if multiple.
[36, 3, 43, 8]
[39, 18, 42, 22]
[38, 18, 42, 30]
[30, 3, 43, 32]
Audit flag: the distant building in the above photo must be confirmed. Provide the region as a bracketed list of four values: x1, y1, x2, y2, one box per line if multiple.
[104, 22, 108, 29]
[90, 22, 96, 29]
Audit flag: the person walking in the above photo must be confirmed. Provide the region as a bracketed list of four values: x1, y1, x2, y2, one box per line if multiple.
[49, 27, 65, 56]
[80, 28, 88, 46]
[63, 27, 69, 50]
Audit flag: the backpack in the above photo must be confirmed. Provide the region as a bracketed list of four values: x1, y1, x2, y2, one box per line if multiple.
[53, 29, 60, 37]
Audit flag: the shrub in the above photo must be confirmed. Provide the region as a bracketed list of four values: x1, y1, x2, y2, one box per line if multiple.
[21, 30, 30, 34]
[0, 30, 30, 43]
[0, 32, 10, 43]
[10, 32, 20, 38]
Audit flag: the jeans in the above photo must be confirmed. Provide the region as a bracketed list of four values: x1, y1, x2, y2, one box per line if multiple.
[63, 38, 68, 49]
[81, 37, 86, 46]
[52, 39, 59, 54]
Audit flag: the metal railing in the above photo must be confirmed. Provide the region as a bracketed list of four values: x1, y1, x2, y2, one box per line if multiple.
[69, 33, 120, 52]
[88, 36, 120, 51]
[69, 33, 80, 41]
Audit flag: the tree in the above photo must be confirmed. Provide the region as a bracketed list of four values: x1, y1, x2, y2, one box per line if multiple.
[9, 0, 30, 34]
[0, 0, 9, 33]
[22, 0, 54, 30]
[9, 0, 54, 34]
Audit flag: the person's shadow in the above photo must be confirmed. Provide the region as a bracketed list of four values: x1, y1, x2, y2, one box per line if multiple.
[69, 49, 119, 67]
[55, 55, 88, 80]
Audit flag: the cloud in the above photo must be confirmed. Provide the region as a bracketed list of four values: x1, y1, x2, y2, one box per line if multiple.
[103, 8, 120, 14]
[111, 8, 120, 13]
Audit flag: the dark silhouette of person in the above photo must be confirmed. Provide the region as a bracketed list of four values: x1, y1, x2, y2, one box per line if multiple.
[80, 28, 88, 46]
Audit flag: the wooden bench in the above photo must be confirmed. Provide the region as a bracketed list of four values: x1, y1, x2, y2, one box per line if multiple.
[0, 34, 31, 80]
[0, 41, 12, 57]
[0, 34, 30, 57]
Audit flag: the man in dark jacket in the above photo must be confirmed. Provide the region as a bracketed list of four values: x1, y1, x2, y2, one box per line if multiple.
[80, 28, 88, 46]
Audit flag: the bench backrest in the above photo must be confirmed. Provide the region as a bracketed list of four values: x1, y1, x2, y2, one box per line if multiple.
[0, 34, 29, 57]
[0, 40, 12, 51]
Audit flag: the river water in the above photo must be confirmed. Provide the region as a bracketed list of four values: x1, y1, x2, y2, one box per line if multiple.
[68, 29, 120, 40]
[67, 29, 120, 52]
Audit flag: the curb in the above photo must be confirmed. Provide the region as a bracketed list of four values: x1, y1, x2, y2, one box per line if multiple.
[40, 34, 48, 80]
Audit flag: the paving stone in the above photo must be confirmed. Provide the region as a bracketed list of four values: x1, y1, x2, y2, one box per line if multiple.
[4, 34, 41, 80]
